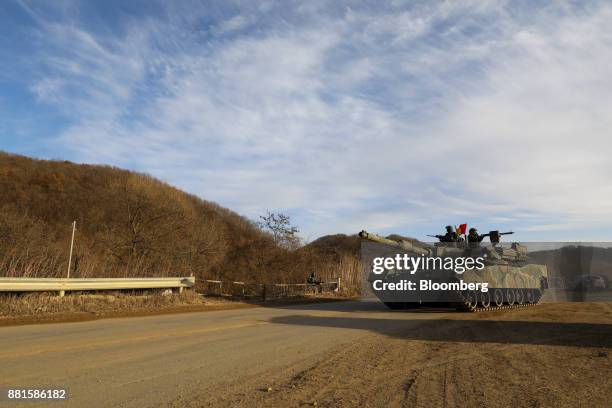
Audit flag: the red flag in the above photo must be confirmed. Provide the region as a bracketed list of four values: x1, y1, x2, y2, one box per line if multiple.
[457, 224, 467, 235]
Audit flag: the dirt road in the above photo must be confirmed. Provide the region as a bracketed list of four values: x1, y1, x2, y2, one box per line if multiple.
[1, 300, 610, 407]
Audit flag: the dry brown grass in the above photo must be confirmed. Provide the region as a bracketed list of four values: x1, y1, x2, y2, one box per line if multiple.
[0, 290, 204, 317]
[310, 254, 362, 296]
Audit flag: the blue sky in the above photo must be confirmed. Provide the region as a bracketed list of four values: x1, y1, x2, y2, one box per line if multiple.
[1, 0, 611, 241]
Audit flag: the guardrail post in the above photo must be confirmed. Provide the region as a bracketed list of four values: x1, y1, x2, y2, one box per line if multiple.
[336, 276, 341, 292]
[59, 290, 65, 297]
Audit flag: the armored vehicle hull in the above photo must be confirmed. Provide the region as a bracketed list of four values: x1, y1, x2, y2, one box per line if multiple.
[359, 230, 548, 312]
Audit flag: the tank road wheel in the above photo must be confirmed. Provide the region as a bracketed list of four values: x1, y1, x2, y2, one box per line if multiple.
[494, 289, 504, 307]
[505, 289, 516, 305]
[479, 291, 491, 308]
[526, 289, 535, 303]
[515, 289, 524, 305]
[464, 291, 477, 310]
[533, 289, 542, 304]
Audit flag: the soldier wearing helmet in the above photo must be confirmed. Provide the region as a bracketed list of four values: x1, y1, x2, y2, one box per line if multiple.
[440, 225, 458, 242]
[430, 226, 459, 243]
[468, 227, 484, 245]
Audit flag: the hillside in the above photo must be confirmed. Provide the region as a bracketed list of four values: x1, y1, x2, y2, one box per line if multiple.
[0, 152, 330, 284]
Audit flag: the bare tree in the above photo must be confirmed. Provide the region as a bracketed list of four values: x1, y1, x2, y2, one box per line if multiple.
[257, 211, 301, 249]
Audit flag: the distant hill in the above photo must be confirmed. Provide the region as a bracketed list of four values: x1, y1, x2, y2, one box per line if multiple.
[306, 234, 361, 258]
[0, 152, 330, 283]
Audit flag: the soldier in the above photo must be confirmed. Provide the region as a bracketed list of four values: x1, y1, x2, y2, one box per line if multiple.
[428, 226, 459, 243]
[439, 225, 458, 242]
[307, 272, 322, 293]
[468, 228, 484, 245]
[446, 225, 459, 242]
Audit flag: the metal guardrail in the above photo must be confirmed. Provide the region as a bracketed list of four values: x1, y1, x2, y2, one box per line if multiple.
[0, 277, 196, 296]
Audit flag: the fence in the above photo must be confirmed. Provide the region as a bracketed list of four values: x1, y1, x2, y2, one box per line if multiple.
[200, 278, 340, 301]
[1, 276, 340, 301]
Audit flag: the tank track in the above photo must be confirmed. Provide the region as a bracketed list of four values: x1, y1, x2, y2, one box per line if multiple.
[456, 288, 543, 312]
[382, 288, 544, 311]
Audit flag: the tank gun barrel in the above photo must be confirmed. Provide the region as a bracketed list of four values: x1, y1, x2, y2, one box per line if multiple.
[359, 230, 399, 246]
[359, 230, 433, 256]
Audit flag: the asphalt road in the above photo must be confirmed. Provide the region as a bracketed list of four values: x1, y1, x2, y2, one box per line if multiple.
[0, 300, 427, 407]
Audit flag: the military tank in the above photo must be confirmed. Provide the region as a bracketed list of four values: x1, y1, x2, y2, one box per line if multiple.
[359, 230, 548, 312]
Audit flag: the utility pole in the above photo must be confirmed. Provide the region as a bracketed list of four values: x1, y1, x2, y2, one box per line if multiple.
[66, 221, 76, 279]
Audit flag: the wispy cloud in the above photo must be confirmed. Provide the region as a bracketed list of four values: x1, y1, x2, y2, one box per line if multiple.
[5, 0, 612, 240]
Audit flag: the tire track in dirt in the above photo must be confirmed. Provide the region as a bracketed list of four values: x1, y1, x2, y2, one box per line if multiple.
[193, 303, 611, 408]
